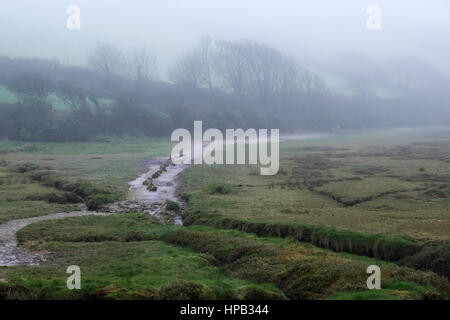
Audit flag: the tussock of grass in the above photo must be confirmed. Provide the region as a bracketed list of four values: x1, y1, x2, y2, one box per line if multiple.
[208, 183, 234, 195]
[165, 201, 180, 212]
[183, 211, 420, 262]
[398, 241, 450, 279]
[28, 167, 118, 209]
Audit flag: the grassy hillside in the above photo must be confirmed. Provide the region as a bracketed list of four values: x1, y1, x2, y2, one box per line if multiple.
[0, 86, 19, 104]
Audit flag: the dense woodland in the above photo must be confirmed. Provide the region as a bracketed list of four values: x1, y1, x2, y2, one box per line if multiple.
[0, 39, 449, 142]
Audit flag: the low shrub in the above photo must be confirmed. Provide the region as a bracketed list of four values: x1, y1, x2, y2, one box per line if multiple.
[165, 201, 180, 212]
[155, 280, 215, 300]
[208, 184, 233, 195]
[86, 193, 117, 210]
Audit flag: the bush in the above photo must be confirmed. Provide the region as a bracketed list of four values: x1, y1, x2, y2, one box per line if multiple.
[165, 201, 180, 212]
[208, 184, 233, 195]
[236, 286, 287, 300]
[155, 280, 215, 300]
[86, 193, 117, 210]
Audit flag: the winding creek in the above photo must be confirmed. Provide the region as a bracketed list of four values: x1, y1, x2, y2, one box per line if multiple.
[0, 133, 328, 267]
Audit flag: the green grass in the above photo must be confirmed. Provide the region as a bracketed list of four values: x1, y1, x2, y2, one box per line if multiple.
[2, 213, 288, 299]
[0, 138, 172, 221]
[7, 213, 449, 300]
[328, 280, 429, 300]
[0, 201, 78, 224]
[179, 127, 450, 241]
[176, 127, 450, 280]
[1, 138, 172, 196]
[16, 213, 176, 244]
[2, 127, 450, 300]
[1, 240, 282, 299]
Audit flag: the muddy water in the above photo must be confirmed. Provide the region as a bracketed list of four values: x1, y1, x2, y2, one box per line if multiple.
[0, 211, 109, 266]
[127, 158, 187, 225]
[124, 142, 204, 225]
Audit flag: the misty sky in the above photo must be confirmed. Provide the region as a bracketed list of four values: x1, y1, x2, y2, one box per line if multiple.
[1, 0, 449, 77]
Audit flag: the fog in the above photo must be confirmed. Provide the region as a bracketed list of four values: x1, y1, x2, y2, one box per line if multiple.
[1, 0, 449, 77]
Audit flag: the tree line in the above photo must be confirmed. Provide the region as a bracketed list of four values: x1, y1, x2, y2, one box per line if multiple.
[0, 37, 448, 142]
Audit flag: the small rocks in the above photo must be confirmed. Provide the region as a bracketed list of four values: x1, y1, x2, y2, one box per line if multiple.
[104, 201, 160, 214]
[104, 200, 182, 225]
[143, 178, 157, 192]
[152, 170, 162, 179]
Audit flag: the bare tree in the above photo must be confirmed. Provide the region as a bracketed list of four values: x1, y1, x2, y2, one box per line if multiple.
[130, 46, 157, 81]
[199, 35, 213, 90]
[213, 40, 325, 100]
[213, 40, 251, 95]
[88, 43, 125, 80]
[168, 48, 204, 88]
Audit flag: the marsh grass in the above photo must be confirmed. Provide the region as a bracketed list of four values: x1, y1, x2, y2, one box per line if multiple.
[179, 129, 450, 241]
[4, 213, 286, 300]
[9, 213, 449, 300]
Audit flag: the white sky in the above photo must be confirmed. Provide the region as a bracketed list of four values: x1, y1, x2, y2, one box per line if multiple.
[0, 0, 449, 76]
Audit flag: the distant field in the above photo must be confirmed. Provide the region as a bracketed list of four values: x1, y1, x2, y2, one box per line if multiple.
[180, 127, 450, 241]
[0, 85, 115, 111]
[0, 85, 19, 104]
[0, 138, 172, 223]
[0, 138, 172, 198]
